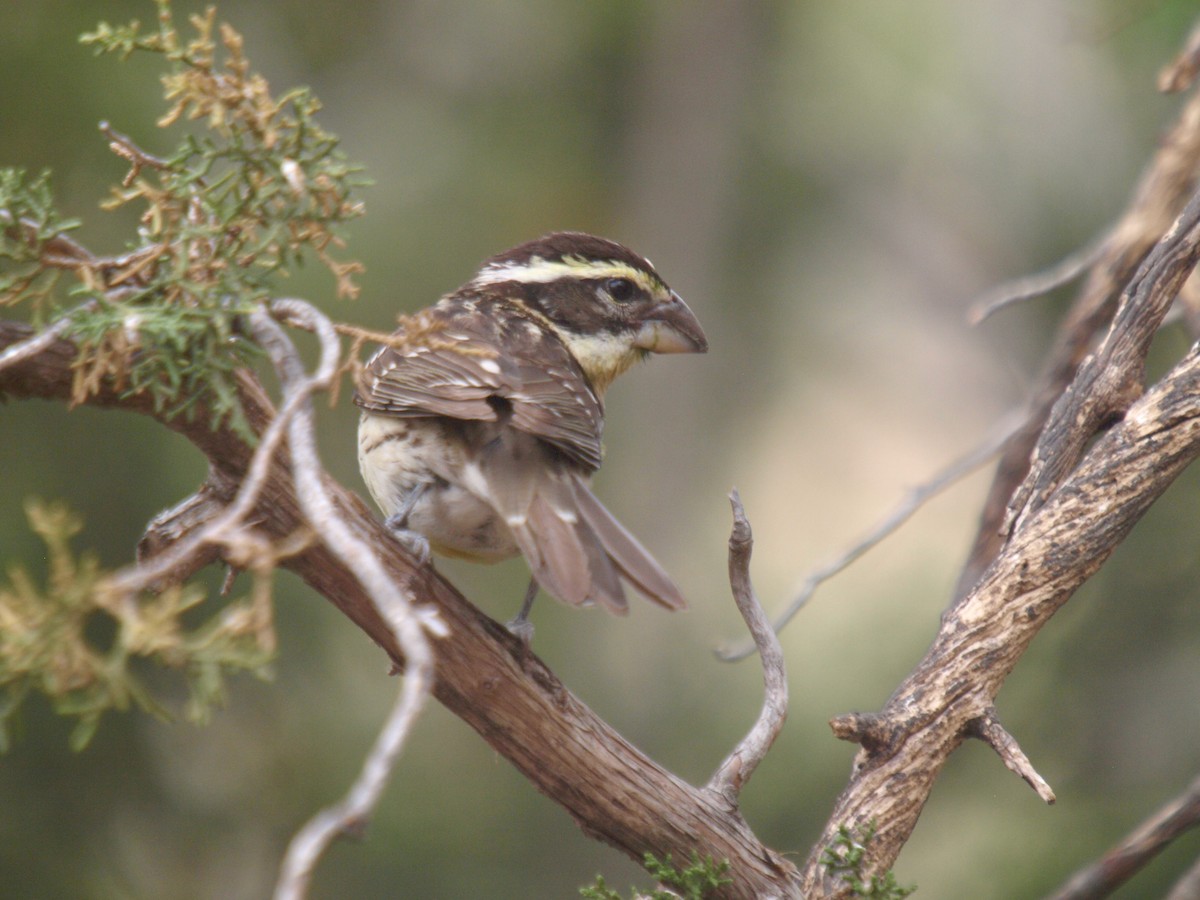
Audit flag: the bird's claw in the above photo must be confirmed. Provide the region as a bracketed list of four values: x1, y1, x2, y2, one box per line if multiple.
[383, 517, 431, 564]
[505, 615, 535, 647]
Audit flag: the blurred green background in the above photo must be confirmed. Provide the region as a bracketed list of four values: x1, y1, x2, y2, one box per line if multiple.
[3, 1, 1200, 897]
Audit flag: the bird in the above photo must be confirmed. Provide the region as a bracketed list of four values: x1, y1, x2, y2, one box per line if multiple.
[354, 231, 707, 637]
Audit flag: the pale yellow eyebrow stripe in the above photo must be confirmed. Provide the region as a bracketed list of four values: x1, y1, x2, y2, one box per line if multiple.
[472, 257, 661, 293]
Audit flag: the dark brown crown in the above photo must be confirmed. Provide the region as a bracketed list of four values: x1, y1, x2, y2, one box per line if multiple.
[482, 232, 662, 280]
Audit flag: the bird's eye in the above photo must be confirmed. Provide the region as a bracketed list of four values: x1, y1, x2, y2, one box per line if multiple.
[605, 278, 637, 302]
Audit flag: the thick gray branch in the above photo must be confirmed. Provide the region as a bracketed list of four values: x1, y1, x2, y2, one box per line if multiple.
[957, 77, 1200, 597]
[801, 342, 1200, 896]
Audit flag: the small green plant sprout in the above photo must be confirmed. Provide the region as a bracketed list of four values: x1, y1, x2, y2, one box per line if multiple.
[820, 822, 916, 898]
[580, 851, 732, 900]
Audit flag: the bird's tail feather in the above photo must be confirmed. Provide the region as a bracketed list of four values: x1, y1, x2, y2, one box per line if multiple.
[570, 477, 688, 611]
[516, 493, 629, 614]
[485, 432, 684, 614]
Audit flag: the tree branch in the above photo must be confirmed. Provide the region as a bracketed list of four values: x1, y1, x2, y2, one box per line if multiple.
[1005, 184, 1200, 533]
[965, 708, 1055, 805]
[1046, 774, 1200, 900]
[801, 339, 1200, 895]
[0, 319, 800, 899]
[956, 73, 1200, 597]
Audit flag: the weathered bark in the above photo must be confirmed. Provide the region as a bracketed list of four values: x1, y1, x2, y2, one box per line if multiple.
[796, 176, 1200, 893]
[801, 341, 1200, 896]
[955, 79, 1200, 597]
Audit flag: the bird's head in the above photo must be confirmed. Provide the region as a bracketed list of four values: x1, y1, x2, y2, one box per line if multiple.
[469, 231, 707, 393]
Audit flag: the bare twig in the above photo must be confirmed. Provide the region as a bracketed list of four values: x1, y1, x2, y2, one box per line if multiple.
[965, 708, 1055, 804]
[707, 491, 787, 803]
[1046, 774, 1200, 900]
[100, 120, 170, 186]
[716, 414, 1021, 662]
[0, 313, 79, 374]
[255, 301, 443, 900]
[968, 232, 1111, 325]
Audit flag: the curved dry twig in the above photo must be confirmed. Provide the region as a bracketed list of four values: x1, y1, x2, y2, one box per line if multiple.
[100, 120, 170, 180]
[250, 301, 444, 900]
[707, 490, 787, 803]
[968, 231, 1111, 325]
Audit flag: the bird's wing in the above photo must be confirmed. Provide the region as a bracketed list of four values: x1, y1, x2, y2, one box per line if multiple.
[355, 299, 604, 471]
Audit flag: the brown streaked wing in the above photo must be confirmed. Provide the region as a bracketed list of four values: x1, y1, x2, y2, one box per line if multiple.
[354, 300, 605, 471]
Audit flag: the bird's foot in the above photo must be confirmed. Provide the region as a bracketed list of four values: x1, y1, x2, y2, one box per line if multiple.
[505, 578, 540, 646]
[505, 614, 535, 647]
[383, 516, 431, 564]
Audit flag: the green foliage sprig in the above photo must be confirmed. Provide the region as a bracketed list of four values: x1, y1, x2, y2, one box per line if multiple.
[820, 823, 916, 898]
[82, 2, 366, 300]
[2, 0, 366, 436]
[0, 500, 275, 751]
[0, 2, 361, 747]
[581, 852, 732, 900]
[0, 169, 82, 323]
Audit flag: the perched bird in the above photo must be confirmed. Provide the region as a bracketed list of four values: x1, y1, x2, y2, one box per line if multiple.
[355, 231, 707, 634]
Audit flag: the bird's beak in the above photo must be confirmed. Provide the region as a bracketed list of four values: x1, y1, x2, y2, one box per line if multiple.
[634, 291, 708, 354]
